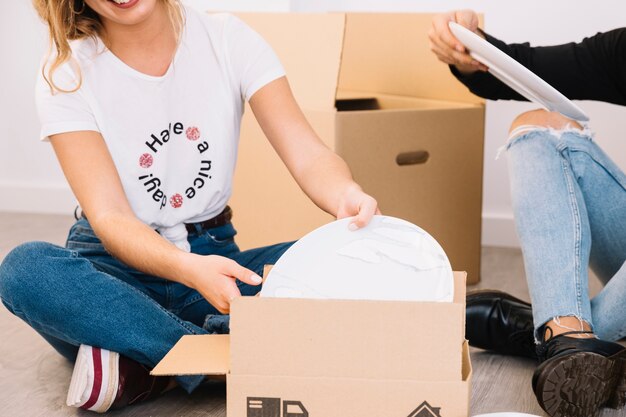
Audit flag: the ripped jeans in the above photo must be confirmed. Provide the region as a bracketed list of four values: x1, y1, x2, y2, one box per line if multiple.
[506, 125, 626, 341]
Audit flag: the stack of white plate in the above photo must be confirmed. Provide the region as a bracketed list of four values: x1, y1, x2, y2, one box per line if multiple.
[261, 215, 454, 302]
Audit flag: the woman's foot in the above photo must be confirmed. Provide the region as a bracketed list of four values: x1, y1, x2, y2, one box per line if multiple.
[465, 290, 536, 358]
[67, 344, 172, 413]
[532, 330, 626, 417]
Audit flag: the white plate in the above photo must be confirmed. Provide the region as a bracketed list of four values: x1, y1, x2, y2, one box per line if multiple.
[449, 22, 589, 122]
[473, 413, 541, 417]
[261, 215, 454, 302]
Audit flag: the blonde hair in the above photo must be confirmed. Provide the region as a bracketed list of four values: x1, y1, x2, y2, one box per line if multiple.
[32, 0, 184, 93]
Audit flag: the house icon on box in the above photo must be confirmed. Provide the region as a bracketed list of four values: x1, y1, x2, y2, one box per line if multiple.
[407, 401, 442, 417]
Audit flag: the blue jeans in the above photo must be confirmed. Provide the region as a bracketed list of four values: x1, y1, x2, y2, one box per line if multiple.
[0, 217, 294, 393]
[506, 126, 626, 341]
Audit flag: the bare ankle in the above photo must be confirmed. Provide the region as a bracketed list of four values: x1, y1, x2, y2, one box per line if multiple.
[544, 316, 594, 340]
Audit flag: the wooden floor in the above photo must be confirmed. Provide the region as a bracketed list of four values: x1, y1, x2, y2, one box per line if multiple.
[0, 212, 623, 417]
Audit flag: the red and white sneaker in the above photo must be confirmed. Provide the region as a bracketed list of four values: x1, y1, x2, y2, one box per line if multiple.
[66, 344, 171, 413]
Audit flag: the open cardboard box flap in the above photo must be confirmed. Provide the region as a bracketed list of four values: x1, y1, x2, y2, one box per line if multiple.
[236, 12, 484, 111]
[236, 12, 344, 111]
[152, 272, 467, 380]
[152, 334, 230, 376]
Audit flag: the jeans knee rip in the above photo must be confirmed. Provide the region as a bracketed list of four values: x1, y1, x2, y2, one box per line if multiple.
[495, 123, 594, 160]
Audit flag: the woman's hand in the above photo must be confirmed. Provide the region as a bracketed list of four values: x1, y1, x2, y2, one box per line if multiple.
[428, 10, 488, 75]
[182, 254, 263, 314]
[336, 184, 380, 230]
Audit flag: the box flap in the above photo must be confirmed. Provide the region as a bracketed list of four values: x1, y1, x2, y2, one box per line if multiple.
[455, 272, 468, 341]
[338, 13, 484, 104]
[236, 13, 346, 111]
[151, 334, 230, 376]
[452, 271, 466, 304]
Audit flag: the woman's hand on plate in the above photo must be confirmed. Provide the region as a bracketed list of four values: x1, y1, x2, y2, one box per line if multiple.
[336, 184, 380, 230]
[429, 10, 489, 74]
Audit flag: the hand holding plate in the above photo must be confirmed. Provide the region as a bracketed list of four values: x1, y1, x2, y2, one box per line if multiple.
[429, 10, 488, 74]
[335, 184, 380, 231]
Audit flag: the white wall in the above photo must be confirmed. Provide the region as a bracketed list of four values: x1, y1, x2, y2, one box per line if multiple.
[184, 0, 289, 12]
[0, 2, 74, 213]
[2, 0, 625, 247]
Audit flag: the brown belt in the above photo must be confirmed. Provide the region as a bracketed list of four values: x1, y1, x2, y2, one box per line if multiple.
[185, 206, 232, 234]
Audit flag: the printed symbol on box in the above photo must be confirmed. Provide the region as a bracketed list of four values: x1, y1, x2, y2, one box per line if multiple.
[247, 398, 279, 417]
[283, 400, 308, 417]
[407, 401, 442, 417]
[247, 397, 308, 417]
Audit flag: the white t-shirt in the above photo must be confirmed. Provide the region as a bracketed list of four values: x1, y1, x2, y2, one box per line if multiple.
[36, 7, 285, 251]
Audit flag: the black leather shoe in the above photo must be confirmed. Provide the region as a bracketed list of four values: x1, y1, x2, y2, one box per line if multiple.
[532, 331, 626, 417]
[466, 290, 536, 359]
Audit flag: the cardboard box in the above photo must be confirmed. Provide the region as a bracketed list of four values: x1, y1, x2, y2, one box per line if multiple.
[229, 13, 485, 284]
[153, 272, 471, 417]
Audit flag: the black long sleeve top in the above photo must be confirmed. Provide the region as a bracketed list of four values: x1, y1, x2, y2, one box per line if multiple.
[451, 29, 626, 106]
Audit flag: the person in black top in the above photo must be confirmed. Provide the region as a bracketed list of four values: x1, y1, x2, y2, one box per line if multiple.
[430, 10, 626, 417]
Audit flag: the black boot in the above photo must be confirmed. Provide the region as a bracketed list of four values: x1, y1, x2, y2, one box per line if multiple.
[532, 330, 626, 417]
[465, 290, 536, 359]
